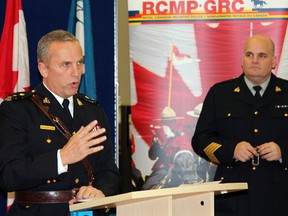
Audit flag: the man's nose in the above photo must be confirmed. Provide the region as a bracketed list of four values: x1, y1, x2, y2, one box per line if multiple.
[71, 63, 83, 76]
[252, 56, 259, 63]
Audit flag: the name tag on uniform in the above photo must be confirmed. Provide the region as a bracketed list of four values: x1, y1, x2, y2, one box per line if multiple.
[40, 125, 55, 131]
[70, 211, 93, 216]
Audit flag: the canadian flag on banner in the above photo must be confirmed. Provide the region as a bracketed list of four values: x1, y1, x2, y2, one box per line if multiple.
[0, 0, 30, 104]
[173, 44, 191, 59]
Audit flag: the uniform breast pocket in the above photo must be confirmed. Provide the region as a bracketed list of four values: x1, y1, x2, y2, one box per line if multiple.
[216, 108, 244, 137]
[273, 168, 288, 183]
[271, 107, 288, 119]
[30, 124, 65, 154]
[270, 107, 288, 134]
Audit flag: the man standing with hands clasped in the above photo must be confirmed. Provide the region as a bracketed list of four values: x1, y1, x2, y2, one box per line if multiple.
[0, 30, 120, 216]
[192, 34, 288, 216]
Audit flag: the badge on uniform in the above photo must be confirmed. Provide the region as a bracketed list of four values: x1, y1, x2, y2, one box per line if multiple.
[70, 211, 93, 216]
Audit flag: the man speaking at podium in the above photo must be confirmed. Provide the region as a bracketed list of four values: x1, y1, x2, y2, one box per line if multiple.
[0, 30, 120, 216]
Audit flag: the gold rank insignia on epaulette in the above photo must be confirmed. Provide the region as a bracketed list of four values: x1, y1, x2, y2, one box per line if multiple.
[83, 95, 96, 103]
[204, 142, 221, 164]
[4, 96, 13, 102]
[4, 92, 32, 102]
[77, 93, 99, 106]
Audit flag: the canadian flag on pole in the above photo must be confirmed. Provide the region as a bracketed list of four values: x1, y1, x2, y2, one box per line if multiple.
[0, 0, 29, 212]
[0, 0, 30, 104]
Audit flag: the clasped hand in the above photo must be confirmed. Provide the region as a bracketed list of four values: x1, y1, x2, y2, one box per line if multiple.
[234, 141, 281, 162]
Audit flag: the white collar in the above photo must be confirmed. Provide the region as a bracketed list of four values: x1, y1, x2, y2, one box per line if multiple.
[42, 83, 74, 114]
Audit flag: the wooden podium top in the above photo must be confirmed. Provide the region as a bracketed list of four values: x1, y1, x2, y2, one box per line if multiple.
[70, 182, 247, 212]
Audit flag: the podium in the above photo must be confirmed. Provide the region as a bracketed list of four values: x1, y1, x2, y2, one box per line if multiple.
[70, 182, 247, 216]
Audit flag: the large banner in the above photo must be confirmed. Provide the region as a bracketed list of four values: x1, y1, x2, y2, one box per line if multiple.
[128, 0, 288, 190]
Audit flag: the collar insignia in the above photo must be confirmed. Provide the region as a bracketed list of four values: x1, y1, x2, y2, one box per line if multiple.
[43, 97, 50, 104]
[275, 86, 281, 92]
[77, 98, 83, 106]
[234, 87, 240, 93]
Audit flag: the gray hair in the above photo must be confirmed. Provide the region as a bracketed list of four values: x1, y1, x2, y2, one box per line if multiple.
[37, 29, 79, 64]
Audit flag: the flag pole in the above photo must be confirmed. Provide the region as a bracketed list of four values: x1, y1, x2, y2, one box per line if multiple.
[167, 43, 174, 108]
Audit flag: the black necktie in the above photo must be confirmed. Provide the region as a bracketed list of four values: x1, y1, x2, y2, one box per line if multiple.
[62, 99, 72, 121]
[253, 85, 262, 101]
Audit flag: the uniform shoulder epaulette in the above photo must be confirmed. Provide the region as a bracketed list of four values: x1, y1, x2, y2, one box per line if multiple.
[278, 77, 288, 84]
[76, 93, 100, 106]
[4, 91, 34, 102]
[214, 77, 236, 87]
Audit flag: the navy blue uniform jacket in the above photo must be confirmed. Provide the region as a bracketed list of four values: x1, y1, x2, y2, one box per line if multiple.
[192, 73, 288, 216]
[0, 83, 121, 216]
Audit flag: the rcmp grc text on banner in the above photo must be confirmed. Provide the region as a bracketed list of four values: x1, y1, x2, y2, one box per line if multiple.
[127, 0, 288, 190]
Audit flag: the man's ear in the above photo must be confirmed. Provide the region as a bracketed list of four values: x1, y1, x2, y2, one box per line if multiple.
[38, 62, 48, 78]
[272, 56, 277, 70]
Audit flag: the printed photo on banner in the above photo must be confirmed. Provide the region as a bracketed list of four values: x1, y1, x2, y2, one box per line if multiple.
[128, 0, 288, 190]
